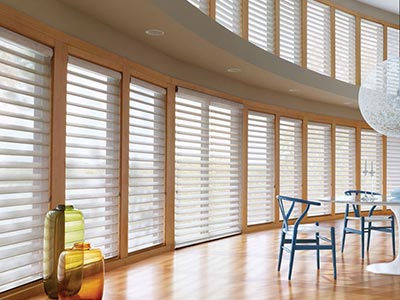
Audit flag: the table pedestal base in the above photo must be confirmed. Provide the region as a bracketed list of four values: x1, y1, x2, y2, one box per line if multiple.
[366, 256, 400, 275]
[366, 205, 400, 275]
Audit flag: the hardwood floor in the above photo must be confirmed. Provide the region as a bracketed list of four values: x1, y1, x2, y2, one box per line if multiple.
[27, 220, 400, 300]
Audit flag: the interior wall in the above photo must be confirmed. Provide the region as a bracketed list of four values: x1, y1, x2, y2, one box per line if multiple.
[1, 0, 365, 120]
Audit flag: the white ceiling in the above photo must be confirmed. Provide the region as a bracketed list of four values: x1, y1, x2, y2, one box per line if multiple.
[356, 0, 399, 14]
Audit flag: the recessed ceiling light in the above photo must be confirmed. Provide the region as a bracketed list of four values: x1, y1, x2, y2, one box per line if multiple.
[227, 68, 241, 73]
[288, 88, 300, 93]
[145, 29, 165, 36]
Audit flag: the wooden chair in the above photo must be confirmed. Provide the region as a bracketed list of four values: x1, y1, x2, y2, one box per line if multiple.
[277, 195, 337, 280]
[342, 190, 395, 259]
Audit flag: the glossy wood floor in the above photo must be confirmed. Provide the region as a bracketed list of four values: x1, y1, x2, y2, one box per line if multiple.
[28, 220, 400, 300]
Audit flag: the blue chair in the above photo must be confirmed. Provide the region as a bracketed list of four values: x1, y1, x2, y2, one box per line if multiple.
[342, 190, 395, 259]
[277, 195, 337, 280]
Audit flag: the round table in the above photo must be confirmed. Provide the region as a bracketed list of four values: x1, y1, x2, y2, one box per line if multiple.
[366, 204, 400, 275]
[318, 196, 400, 275]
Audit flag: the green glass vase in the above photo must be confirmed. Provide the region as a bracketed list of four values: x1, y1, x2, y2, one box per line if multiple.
[43, 205, 84, 299]
[58, 242, 104, 300]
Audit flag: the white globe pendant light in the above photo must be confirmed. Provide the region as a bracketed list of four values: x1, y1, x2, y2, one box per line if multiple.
[358, 56, 400, 137]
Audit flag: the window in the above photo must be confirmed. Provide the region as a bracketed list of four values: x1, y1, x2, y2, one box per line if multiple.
[360, 19, 383, 82]
[335, 126, 356, 213]
[187, 0, 209, 14]
[360, 129, 382, 212]
[360, 129, 382, 193]
[279, 117, 302, 218]
[247, 111, 275, 225]
[0, 27, 52, 292]
[279, 0, 302, 65]
[387, 27, 400, 60]
[307, 122, 331, 216]
[128, 78, 166, 253]
[307, 0, 331, 76]
[386, 137, 400, 195]
[216, 0, 242, 36]
[335, 10, 356, 84]
[66, 57, 120, 259]
[175, 88, 243, 247]
[248, 0, 275, 53]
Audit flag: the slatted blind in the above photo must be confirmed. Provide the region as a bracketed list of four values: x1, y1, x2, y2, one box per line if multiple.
[335, 126, 356, 213]
[387, 137, 400, 196]
[187, 0, 209, 15]
[247, 111, 275, 225]
[360, 19, 383, 83]
[360, 129, 382, 211]
[0, 27, 52, 293]
[387, 27, 400, 60]
[335, 10, 356, 84]
[216, 0, 242, 36]
[307, 0, 331, 76]
[279, 117, 302, 219]
[128, 78, 166, 253]
[248, 0, 275, 53]
[307, 122, 331, 216]
[175, 87, 242, 248]
[279, 0, 302, 65]
[66, 56, 120, 259]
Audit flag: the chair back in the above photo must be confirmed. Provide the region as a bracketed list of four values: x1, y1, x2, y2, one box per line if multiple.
[276, 195, 321, 231]
[344, 190, 381, 216]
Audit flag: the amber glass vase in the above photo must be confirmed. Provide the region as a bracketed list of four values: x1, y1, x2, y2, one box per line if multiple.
[58, 242, 104, 300]
[43, 205, 84, 299]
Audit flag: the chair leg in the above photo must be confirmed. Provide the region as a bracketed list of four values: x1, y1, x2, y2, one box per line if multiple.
[331, 227, 337, 280]
[316, 232, 320, 270]
[341, 219, 348, 253]
[361, 221, 365, 259]
[278, 232, 286, 271]
[391, 217, 396, 257]
[288, 238, 296, 280]
[367, 222, 372, 252]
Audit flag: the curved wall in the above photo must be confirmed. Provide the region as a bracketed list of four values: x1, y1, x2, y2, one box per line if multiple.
[0, 0, 371, 119]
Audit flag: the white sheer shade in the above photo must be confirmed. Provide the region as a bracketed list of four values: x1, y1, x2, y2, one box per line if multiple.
[0, 27, 52, 292]
[360, 19, 383, 83]
[175, 87, 243, 248]
[279, 117, 302, 219]
[247, 111, 275, 225]
[387, 137, 400, 195]
[216, 0, 243, 35]
[128, 78, 166, 253]
[307, 0, 331, 76]
[360, 129, 382, 193]
[360, 129, 382, 211]
[335, 10, 356, 84]
[307, 122, 331, 216]
[279, 0, 302, 65]
[335, 126, 356, 213]
[66, 56, 121, 258]
[387, 27, 400, 60]
[248, 0, 275, 53]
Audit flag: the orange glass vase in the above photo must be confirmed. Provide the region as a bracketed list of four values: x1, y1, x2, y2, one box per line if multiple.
[58, 242, 104, 300]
